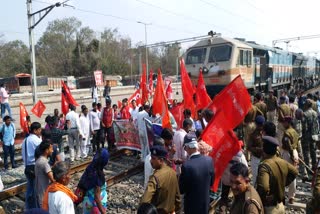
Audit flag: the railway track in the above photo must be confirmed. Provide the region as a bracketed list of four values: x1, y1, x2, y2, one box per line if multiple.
[0, 150, 144, 214]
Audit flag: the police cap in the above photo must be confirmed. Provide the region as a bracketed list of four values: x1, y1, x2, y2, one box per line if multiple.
[150, 145, 167, 159]
[262, 136, 279, 147]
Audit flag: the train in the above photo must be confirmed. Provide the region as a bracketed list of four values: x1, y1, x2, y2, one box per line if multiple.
[184, 36, 320, 97]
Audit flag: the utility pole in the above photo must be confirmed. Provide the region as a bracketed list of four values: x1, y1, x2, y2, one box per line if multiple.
[137, 21, 151, 80]
[26, 0, 69, 104]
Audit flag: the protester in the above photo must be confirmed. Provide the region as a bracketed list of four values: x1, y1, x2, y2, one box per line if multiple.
[256, 136, 298, 213]
[141, 145, 181, 213]
[50, 117, 68, 161]
[160, 128, 176, 168]
[78, 148, 109, 214]
[22, 122, 42, 210]
[137, 104, 151, 161]
[112, 104, 121, 119]
[42, 161, 77, 214]
[91, 84, 99, 103]
[183, 109, 195, 131]
[0, 115, 16, 170]
[79, 106, 90, 159]
[230, 163, 263, 214]
[35, 141, 55, 207]
[0, 83, 12, 120]
[129, 99, 140, 122]
[101, 98, 115, 151]
[41, 129, 61, 167]
[103, 80, 111, 102]
[120, 98, 131, 119]
[66, 105, 83, 162]
[172, 118, 192, 175]
[179, 132, 214, 214]
[201, 108, 214, 124]
[53, 109, 59, 124]
[89, 102, 101, 154]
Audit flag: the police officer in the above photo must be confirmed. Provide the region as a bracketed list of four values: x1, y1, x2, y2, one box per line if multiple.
[256, 136, 298, 214]
[265, 90, 278, 124]
[230, 162, 264, 214]
[247, 115, 265, 186]
[281, 116, 299, 204]
[277, 96, 291, 144]
[141, 145, 181, 213]
[254, 92, 267, 119]
[302, 99, 319, 174]
[307, 162, 320, 214]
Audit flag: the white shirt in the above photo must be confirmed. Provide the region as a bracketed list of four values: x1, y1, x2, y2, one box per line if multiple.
[66, 110, 83, 135]
[89, 110, 100, 131]
[22, 134, 42, 166]
[91, 86, 99, 98]
[173, 129, 188, 175]
[137, 110, 150, 135]
[48, 191, 75, 214]
[0, 87, 9, 104]
[80, 114, 90, 137]
[129, 106, 140, 121]
[144, 154, 153, 190]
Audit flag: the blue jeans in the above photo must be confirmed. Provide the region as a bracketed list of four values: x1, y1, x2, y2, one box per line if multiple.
[1, 103, 12, 119]
[25, 174, 38, 210]
[3, 144, 15, 169]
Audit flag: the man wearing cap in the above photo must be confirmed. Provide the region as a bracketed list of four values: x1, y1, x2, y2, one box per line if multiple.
[179, 132, 214, 214]
[265, 90, 277, 124]
[172, 118, 193, 175]
[281, 116, 299, 204]
[256, 136, 298, 213]
[302, 99, 319, 176]
[247, 115, 265, 185]
[141, 145, 181, 213]
[254, 92, 267, 119]
[277, 96, 291, 143]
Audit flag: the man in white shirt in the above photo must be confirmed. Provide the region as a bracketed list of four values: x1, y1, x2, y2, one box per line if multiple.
[22, 122, 42, 210]
[173, 118, 193, 175]
[0, 84, 12, 120]
[89, 102, 101, 154]
[79, 107, 90, 159]
[137, 104, 151, 161]
[183, 109, 195, 131]
[91, 84, 99, 103]
[129, 99, 140, 123]
[66, 105, 83, 162]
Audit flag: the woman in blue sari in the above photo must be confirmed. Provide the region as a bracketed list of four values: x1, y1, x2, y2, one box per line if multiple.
[79, 148, 109, 214]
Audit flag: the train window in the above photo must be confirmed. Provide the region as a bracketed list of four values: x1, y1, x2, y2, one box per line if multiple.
[238, 50, 244, 65]
[247, 51, 252, 66]
[208, 45, 232, 62]
[186, 48, 207, 64]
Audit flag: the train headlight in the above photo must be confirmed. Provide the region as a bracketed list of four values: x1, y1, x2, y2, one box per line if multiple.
[203, 67, 209, 73]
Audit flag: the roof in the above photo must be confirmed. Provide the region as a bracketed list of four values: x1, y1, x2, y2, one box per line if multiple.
[15, 73, 31, 78]
[189, 36, 252, 50]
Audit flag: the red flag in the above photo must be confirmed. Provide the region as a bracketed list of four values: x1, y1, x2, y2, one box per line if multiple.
[180, 59, 196, 117]
[170, 103, 184, 129]
[19, 103, 29, 133]
[149, 69, 154, 95]
[128, 89, 141, 106]
[31, 100, 46, 118]
[210, 130, 242, 191]
[152, 69, 172, 129]
[195, 70, 211, 110]
[61, 80, 79, 106]
[206, 75, 252, 130]
[117, 100, 122, 109]
[61, 93, 69, 115]
[141, 64, 149, 105]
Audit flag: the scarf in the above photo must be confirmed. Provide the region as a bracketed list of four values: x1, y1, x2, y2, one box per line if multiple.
[42, 182, 78, 211]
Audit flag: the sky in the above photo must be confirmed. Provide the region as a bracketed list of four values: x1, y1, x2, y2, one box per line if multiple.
[1, 0, 320, 56]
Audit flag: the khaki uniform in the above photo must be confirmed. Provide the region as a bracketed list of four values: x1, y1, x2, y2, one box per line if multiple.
[265, 96, 278, 123]
[247, 128, 263, 185]
[230, 185, 264, 214]
[255, 102, 268, 119]
[277, 104, 291, 143]
[141, 164, 181, 213]
[256, 155, 298, 214]
[308, 166, 320, 213]
[282, 127, 299, 199]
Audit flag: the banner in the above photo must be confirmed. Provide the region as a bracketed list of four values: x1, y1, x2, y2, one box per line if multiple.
[210, 130, 242, 191]
[19, 103, 29, 133]
[31, 100, 46, 118]
[94, 70, 104, 86]
[113, 120, 141, 151]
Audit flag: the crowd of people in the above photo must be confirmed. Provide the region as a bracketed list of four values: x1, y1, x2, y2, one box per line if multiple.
[2, 79, 320, 214]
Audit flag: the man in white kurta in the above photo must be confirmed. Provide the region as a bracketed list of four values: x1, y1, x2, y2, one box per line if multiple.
[79, 107, 90, 158]
[137, 105, 151, 161]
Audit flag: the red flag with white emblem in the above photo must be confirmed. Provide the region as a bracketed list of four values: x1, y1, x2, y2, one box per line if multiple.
[31, 100, 46, 118]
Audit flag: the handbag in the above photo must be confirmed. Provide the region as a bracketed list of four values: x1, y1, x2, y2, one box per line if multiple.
[74, 186, 86, 205]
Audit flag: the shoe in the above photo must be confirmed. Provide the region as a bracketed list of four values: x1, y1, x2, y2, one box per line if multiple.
[289, 198, 294, 204]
